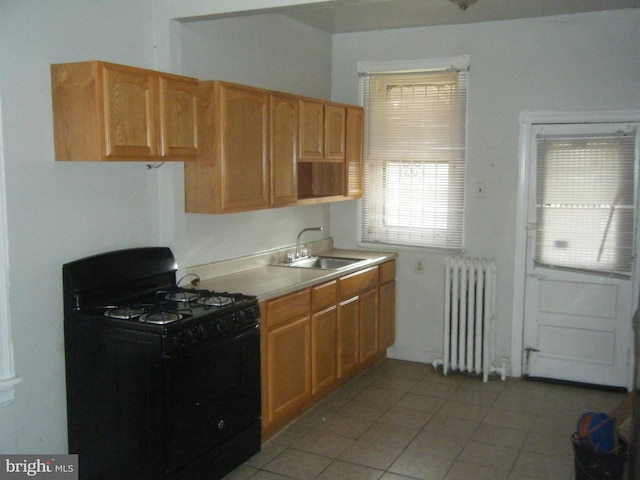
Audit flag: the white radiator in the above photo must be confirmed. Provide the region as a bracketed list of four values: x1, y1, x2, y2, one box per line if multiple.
[433, 256, 505, 382]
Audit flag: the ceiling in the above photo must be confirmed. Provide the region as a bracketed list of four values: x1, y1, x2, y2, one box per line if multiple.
[232, 0, 640, 34]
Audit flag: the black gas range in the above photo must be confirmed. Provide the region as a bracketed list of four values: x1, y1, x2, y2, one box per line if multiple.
[63, 247, 261, 480]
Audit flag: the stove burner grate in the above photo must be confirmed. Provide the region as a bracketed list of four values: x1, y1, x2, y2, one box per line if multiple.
[164, 291, 200, 303]
[196, 295, 235, 307]
[104, 307, 146, 320]
[139, 312, 183, 324]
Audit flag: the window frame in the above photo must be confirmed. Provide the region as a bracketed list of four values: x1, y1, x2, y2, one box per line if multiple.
[357, 56, 469, 251]
[0, 94, 20, 407]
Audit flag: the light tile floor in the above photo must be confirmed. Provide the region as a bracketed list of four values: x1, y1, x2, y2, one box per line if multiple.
[224, 359, 627, 480]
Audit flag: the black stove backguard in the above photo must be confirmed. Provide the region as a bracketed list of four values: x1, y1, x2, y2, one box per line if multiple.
[63, 247, 261, 480]
[63, 247, 178, 316]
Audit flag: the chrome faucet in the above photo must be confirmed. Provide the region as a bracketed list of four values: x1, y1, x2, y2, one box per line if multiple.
[295, 227, 323, 259]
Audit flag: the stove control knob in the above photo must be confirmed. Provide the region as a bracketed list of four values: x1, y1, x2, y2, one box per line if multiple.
[173, 331, 187, 348]
[196, 325, 205, 339]
[233, 311, 245, 324]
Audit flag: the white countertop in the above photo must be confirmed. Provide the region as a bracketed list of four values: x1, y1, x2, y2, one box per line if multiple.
[194, 248, 397, 302]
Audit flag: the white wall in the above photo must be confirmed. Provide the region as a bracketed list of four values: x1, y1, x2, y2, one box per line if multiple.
[0, 0, 335, 454]
[330, 10, 640, 369]
[0, 0, 162, 454]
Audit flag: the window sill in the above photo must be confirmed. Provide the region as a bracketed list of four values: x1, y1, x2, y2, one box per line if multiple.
[358, 240, 463, 257]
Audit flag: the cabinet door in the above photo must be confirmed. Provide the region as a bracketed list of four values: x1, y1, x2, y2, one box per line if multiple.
[219, 83, 269, 212]
[337, 296, 360, 379]
[311, 306, 337, 395]
[359, 288, 379, 364]
[324, 105, 346, 161]
[312, 280, 337, 312]
[346, 106, 364, 198]
[266, 316, 311, 424]
[270, 93, 298, 206]
[379, 280, 396, 351]
[299, 100, 324, 160]
[159, 76, 198, 158]
[340, 266, 378, 300]
[103, 64, 158, 158]
[266, 289, 310, 330]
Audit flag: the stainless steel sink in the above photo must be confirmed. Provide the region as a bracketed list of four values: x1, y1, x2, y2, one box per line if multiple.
[273, 256, 369, 271]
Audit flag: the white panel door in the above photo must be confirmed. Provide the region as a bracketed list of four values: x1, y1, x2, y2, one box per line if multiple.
[523, 122, 638, 389]
[524, 266, 631, 387]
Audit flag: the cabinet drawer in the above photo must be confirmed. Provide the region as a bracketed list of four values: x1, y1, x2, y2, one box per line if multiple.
[312, 280, 337, 312]
[266, 289, 310, 330]
[339, 266, 378, 300]
[379, 260, 396, 284]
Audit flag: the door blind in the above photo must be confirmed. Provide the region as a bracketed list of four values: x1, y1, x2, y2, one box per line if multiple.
[535, 128, 638, 275]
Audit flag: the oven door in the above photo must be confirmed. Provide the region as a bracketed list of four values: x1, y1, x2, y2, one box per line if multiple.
[162, 323, 261, 474]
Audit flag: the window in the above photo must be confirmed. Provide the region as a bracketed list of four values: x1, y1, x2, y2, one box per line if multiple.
[359, 57, 468, 249]
[535, 124, 638, 276]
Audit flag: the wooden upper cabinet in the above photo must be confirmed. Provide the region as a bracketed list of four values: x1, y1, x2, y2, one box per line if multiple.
[297, 100, 347, 201]
[346, 106, 364, 198]
[299, 100, 346, 162]
[51, 61, 198, 161]
[220, 83, 269, 212]
[185, 81, 269, 213]
[270, 92, 298, 207]
[299, 100, 324, 160]
[159, 76, 199, 157]
[103, 64, 158, 158]
[324, 105, 346, 161]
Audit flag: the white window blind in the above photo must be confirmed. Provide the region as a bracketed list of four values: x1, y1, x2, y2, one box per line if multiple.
[360, 64, 467, 249]
[535, 125, 638, 276]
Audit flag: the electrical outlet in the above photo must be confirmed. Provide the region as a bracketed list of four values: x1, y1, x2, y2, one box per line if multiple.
[414, 258, 426, 274]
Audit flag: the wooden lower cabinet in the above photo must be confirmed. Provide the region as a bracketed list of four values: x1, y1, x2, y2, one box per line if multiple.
[311, 306, 337, 395]
[359, 288, 379, 365]
[262, 260, 396, 440]
[262, 289, 311, 436]
[265, 316, 311, 426]
[337, 296, 360, 379]
[379, 261, 396, 351]
[379, 280, 396, 350]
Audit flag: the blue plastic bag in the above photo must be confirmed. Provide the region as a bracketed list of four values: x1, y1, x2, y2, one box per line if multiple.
[576, 411, 616, 454]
